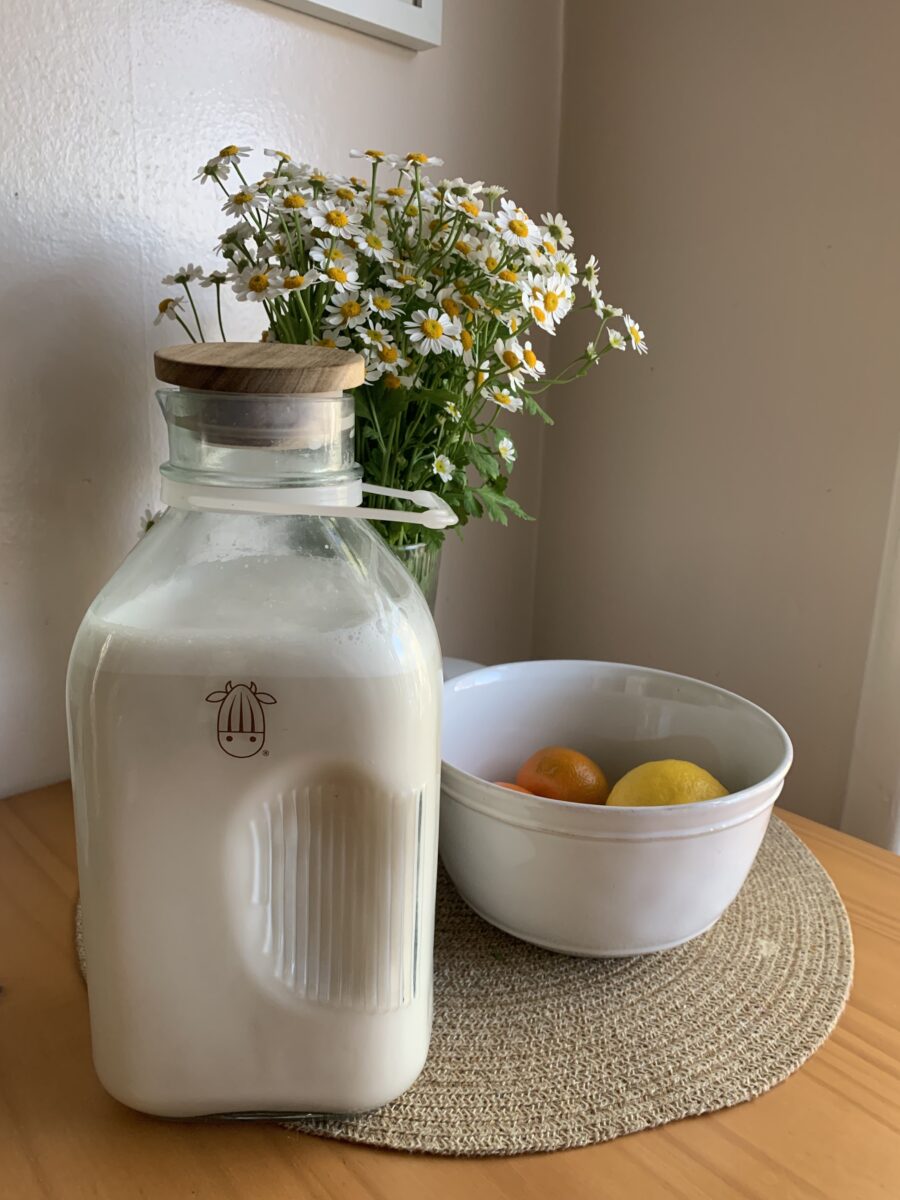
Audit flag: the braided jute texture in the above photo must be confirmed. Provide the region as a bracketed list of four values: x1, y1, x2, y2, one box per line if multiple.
[76, 816, 853, 1156]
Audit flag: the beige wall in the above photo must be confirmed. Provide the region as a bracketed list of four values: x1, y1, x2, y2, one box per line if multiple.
[0, 0, 563, 797]
[535, 0, 900, 825]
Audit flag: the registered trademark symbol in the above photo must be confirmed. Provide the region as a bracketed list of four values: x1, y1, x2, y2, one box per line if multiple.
[263, 750, 270, 757]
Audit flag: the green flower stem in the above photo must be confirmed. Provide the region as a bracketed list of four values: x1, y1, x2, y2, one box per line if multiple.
[181, 281, 206, 342]
[214, 283, 227, 341]
[172, 312, 197, 342]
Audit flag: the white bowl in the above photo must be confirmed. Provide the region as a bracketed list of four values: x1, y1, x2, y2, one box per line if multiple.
[440, 660, 793, 956]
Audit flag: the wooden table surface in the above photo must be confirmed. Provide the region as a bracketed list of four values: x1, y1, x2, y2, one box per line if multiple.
[1, 783, 898, 1199]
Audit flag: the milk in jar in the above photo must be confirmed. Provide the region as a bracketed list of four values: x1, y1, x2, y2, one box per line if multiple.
[66, 345, 446, 1116]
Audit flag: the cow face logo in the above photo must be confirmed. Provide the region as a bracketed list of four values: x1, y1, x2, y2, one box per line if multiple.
[205, 680, 276, 758]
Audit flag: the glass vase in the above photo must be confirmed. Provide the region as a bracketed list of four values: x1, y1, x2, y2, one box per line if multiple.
[389, 539, 443, 613]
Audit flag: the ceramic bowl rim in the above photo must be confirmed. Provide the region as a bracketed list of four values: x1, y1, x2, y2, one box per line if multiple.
[442, 658, 794, 821]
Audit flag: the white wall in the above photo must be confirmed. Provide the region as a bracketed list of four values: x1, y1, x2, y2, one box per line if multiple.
[0, 0, 563, 797]
[534, 0, 900, 828]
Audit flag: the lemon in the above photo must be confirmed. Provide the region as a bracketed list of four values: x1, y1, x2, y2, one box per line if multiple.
[606, 759, 728, 807]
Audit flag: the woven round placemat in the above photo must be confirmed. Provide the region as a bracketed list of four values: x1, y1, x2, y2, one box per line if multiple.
[75, 815, 852, 1156]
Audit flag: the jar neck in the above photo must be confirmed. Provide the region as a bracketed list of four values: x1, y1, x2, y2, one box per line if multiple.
[157, 387, 361, 489]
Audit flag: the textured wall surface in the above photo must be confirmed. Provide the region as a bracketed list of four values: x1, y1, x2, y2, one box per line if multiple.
[534, 0, 900, 826]
[0, 0, 563, 796]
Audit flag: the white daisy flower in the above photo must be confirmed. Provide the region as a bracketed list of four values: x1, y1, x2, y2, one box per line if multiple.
[521, 340, 545, 379]
[608, 328, 626, 351]
[195, 158, 227, 185]
[355, 226, 395, 262]
[458, 326, 477, 365]
[217, 144, 252, 164]
[445, 192, 486, 222]
[162, 263, 203, 286]
[603, 302, 624, 318]
[315, 333, 351, 349]
[525, 274, 572, 329]
[405, 307, 462, 355]
[435, 285, 465, 321]
[276, 189, 310, 214]
[222, 188, 265, 218]
[381, 267, 431, 300]
[350, 148, 386, 163]
[589, 293, 605, 316]
[309, 199, 363, 238]
[439, 176, 484, 197]
[540, 211, 574, 250]
[483, 184, 507, 201]
[546, 250, 578, 284]
[364, 287, 401, 320]
[199, 270, 229, 288]
[325, 294, 370, 328]
[489, 386, 524, 414]
[264, 148, 293, 162]
[496, 198, 541, 250]
[318, 262, 361, 292]
[432, 453, 455, 482]
[308, 242, 356, 269]
[444, 400, 462, 421]
[475, 239, 505, 274]
[585, 342, 600, 362]
[400, 152, 444, 167]
[581, 254, 601, 295]
[497, 437, 517, 465]
[625, 315, 648, 354]
[494, 336, 526, 380]
[356, 322, 393, 349]
[153, 297, 185, 326]
[281, 269, 314, 292]
[232, 265, 280, 302]
[365, 342, 409, 381]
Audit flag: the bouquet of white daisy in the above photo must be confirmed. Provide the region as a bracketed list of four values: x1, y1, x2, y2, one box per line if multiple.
[155, 144, 646, 594]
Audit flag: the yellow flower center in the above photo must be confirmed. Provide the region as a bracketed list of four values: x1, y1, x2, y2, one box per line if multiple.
[461, 293, 480, 310]
[365, 149, 384, 160]
[248, 272, 269, 293]
[387, 186, 407, 197]
[531, 305, 547, 323]
[373, 295, 393, 311]
[397, 272, 416, 283]
[379, 345, 399, 363]
[543, 239, 556, 254]
[407, 152, 429, 164]
[524, 348, 537, 368]
[340, 299, 361, 320]
[318, 337, 338, 348]
[232, 191, 253, 205]
[271, 149, 291, 161]
[327, 266, 349, 284]
[630, 325, 642, 343]
[484, 256, 500, 272]
[350, 176, 367, 188]
[502, 350, 520, 370]
[455, 240, 471, 255]
[310, 171, 327, 183]
[366, 232, 385, 249]
[441, 297, 462, 317]
[508, 218, 529, 238]
[499, 268, 518, 283]
[325, 209, 349, 228]
[476, 370, 487, 387]
[283, 274, 304, 289]
[460, 328, 473, 352]
[509, 316, 519, 333]
[421, 318, 444, 339]
[405, 204, 419, 218]
[335, 187, 355, 201]
[544, 291, 560, 312]
[219, 144, 239, 157]
[495, 392, 511, 407]
[461, 199, 480, 217]
[384, 373, 402, 390]
[158, 298, 175, 313]
[283, 193, 306, 209]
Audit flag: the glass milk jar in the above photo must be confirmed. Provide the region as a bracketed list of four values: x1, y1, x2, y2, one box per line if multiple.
[67, 344, 449, 1117]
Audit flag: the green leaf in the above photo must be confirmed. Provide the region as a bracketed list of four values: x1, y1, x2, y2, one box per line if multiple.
[524, 393, 554, 425]
[469, 441, 500, 481]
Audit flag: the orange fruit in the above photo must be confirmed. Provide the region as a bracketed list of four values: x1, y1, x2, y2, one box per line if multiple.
[516, 746, 609, 805]
[493, 781, 533, 794]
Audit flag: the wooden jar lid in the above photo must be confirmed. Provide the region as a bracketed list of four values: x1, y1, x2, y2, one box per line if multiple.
[154, 342, 366, 395]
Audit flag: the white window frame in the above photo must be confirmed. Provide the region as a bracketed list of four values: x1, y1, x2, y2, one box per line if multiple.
[271, 0, 442, 51]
